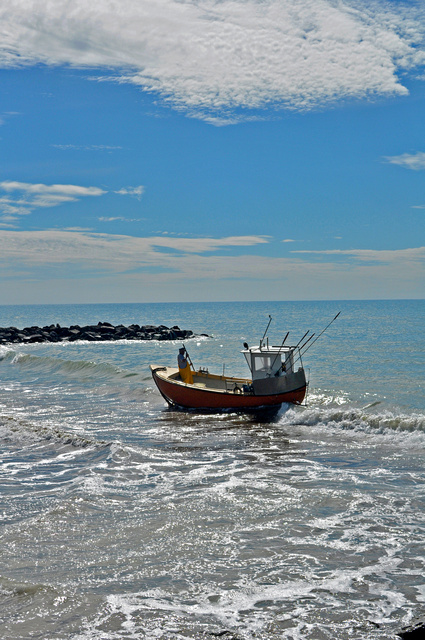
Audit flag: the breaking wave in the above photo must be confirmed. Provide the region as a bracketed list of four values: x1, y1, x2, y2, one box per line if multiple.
[280, 403, 425, 437]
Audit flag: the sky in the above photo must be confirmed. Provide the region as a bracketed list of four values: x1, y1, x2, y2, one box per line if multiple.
[0, 0, 425, 304]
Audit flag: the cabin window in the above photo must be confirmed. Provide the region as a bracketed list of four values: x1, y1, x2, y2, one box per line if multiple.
[254, 356, 271, 372]
[252, 355, 282, 377]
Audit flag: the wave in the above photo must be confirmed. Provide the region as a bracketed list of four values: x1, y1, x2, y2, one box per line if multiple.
[281, 403, 425, 436]
[0, 346, 144, 382]
[0, 412, 110, 449]
[0, 575, 59, 600]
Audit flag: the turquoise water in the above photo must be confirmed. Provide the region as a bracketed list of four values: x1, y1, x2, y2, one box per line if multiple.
[0, 300, 424, 639]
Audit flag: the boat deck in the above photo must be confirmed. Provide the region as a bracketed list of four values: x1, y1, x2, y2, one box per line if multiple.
[157, 367, 252, 394]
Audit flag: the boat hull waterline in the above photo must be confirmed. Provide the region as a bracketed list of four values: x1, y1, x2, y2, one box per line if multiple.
[150, 366, 307, 412]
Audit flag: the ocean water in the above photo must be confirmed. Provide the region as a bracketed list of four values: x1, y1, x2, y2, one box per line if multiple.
[0, 299, 424, 640]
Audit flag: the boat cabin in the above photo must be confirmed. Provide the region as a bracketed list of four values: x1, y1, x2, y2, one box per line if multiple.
[242, 344, 295, 380]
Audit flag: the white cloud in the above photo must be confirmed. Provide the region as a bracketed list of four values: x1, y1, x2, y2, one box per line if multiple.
[0, 180, 144, 222]
[292, 247, 425, 264]
[0, 111, 19, 126]
[384, 151, 425, 170]
[0, 228, 422, 274]
[0, 181, 106, 221]
[52, 144, 122, 151]
[0, 1, 424, 121]
[0, 230, 269, 276]
[0, 230, 423, 301]
[0, 181, 106, 197]
[99, 216, 143, 222]
[114, 186, 145, 199]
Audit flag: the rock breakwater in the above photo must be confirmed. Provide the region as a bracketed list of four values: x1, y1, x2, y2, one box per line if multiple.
[0, 322, 207, 344]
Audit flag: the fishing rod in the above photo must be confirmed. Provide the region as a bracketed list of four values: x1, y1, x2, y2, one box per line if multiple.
[271, 329, 308, 375]
[277, 329, 310, 372]
[299, 333, 315, 351]
[293, 330, 310, 351]
[270, 331, 290, 372]
[260, 314, 273, 346]
[291, 311, 341, 369]
[300, 311, 341, 357]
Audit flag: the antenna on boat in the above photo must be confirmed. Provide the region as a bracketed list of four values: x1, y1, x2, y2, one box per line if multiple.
[260, 315, 272, 347]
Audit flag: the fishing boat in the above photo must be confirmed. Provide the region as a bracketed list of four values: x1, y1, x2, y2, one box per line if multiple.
[150, 313, 340, 414]
[150, 325, 310, 413]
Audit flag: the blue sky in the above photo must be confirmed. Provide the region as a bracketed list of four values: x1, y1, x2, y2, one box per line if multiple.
[0, 0, 424, 303]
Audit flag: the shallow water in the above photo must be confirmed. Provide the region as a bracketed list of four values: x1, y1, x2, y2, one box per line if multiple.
[1, 300, 424, 639]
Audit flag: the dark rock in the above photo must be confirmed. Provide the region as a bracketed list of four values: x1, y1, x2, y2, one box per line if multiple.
[0, 322, 208, 344]
[79, 332, 98, 341]
[97, 324, 115, 333]
[173, 330, 186, 339]
[23, 334, 45, 343]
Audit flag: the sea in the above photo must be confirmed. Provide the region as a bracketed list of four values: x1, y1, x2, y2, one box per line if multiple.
[0, 299, 424, 640]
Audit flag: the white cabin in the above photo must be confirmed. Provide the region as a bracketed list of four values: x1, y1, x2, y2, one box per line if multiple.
[242, 344, 295, 380]
[241, 342, 305, 397]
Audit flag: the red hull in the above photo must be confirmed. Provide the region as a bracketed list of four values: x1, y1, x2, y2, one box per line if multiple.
[151, 367, 306, 411]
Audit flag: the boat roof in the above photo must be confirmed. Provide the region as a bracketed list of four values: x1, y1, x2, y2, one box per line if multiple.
[241, 344, 294, 354]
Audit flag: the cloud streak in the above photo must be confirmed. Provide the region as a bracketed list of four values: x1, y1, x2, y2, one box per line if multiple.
[0, 228, 422, 273]
[0, 230, 270, 279]
[0, 1, 424, 121]
[384, 151, 425, 170]
[0, 181, 144, 223]
[292, 247, 425, 262]
[52, 144, 123, 151]
[114, 186, 145, 199]
[0, 230, 423, 301]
